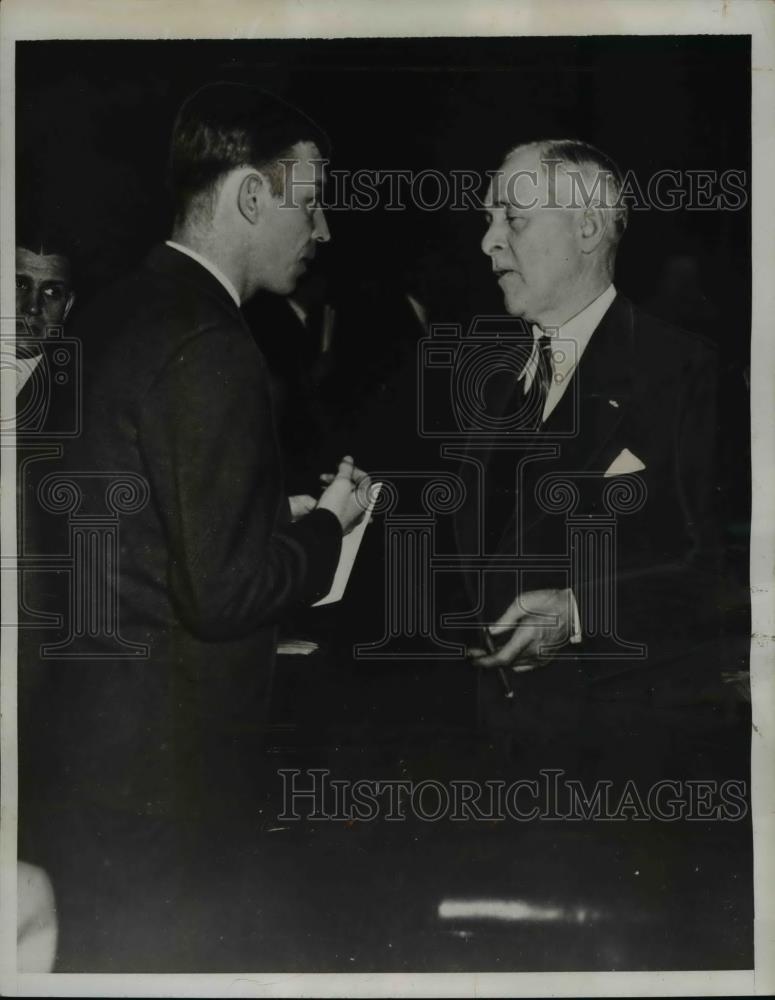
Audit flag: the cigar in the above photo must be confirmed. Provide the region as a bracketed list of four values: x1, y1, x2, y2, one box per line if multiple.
[482, 627, 514, 700]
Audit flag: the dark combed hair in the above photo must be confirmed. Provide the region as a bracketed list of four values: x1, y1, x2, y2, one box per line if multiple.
[167, 82, 330, 223]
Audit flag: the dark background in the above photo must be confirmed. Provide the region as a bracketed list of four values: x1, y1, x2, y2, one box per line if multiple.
[15, 31, 752, 756]
[16, 37, 754, 972]
[17, 35, 750, 325]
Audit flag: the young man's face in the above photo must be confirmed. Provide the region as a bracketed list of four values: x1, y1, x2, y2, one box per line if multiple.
[251, 141, 331, 296]
[481, 147, 584, 328]
[16, 246, 74, 339]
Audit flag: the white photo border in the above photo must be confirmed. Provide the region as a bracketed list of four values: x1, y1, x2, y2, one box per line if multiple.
[1, 1, 772, 996]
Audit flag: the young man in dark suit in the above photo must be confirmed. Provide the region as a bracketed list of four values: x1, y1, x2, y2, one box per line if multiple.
[464, 140, 720, 738]
[19, 83, 368, 969]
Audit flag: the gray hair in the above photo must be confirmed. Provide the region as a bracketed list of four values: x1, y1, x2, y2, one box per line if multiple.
[508, 138, 629, 246]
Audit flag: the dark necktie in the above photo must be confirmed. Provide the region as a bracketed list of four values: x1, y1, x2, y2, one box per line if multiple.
[476, 333, 553, 552]
[521, 333, 553, 430]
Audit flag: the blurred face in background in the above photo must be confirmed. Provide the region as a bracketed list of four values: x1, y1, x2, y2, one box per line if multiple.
[16, 246, 74, 340]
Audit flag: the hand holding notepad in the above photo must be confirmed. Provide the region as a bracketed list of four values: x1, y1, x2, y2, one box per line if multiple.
[314, 480, 381, 606]
[317, 455, 370, 535]
[313, 455, 378, 606]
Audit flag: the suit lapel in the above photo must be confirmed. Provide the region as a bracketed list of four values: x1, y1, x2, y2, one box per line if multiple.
[519, 294, 636, 538]
[454, 296, 637, 556]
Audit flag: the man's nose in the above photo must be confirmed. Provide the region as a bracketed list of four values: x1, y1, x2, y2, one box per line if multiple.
[481, 220, 505, 258]
[312, 207, 331, 244]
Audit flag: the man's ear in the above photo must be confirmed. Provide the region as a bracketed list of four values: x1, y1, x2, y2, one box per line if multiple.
[63, 292, 75, 322]
[579, 206, 608, 254]
[237, 171, 268, 224]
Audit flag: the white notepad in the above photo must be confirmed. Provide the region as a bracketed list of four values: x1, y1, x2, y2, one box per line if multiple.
[313, 482, 382, 606]
[276, 639, 319, 656]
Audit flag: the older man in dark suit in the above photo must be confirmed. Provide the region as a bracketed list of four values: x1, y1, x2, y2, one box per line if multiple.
[20, 84, 368, 969]
[465, 140, 720, 736]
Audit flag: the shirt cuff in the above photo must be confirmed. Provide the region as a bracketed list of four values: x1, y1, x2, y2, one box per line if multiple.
[569, 589, 582, 644]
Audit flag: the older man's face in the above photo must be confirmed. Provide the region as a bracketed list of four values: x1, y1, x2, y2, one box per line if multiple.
[482, 147, 583, 327]
[16, 246, 74, 339]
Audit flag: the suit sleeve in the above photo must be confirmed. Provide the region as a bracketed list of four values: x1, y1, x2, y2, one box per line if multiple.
[136, 323, 342, 641]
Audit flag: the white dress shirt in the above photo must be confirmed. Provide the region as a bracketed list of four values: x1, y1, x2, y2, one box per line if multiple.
[15, 352, 43, 396]
[520, 283, 617, 422]
[165, 240, 241, 308]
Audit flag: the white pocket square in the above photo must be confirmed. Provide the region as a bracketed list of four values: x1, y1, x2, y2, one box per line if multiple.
[604, 447, 646, 477]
